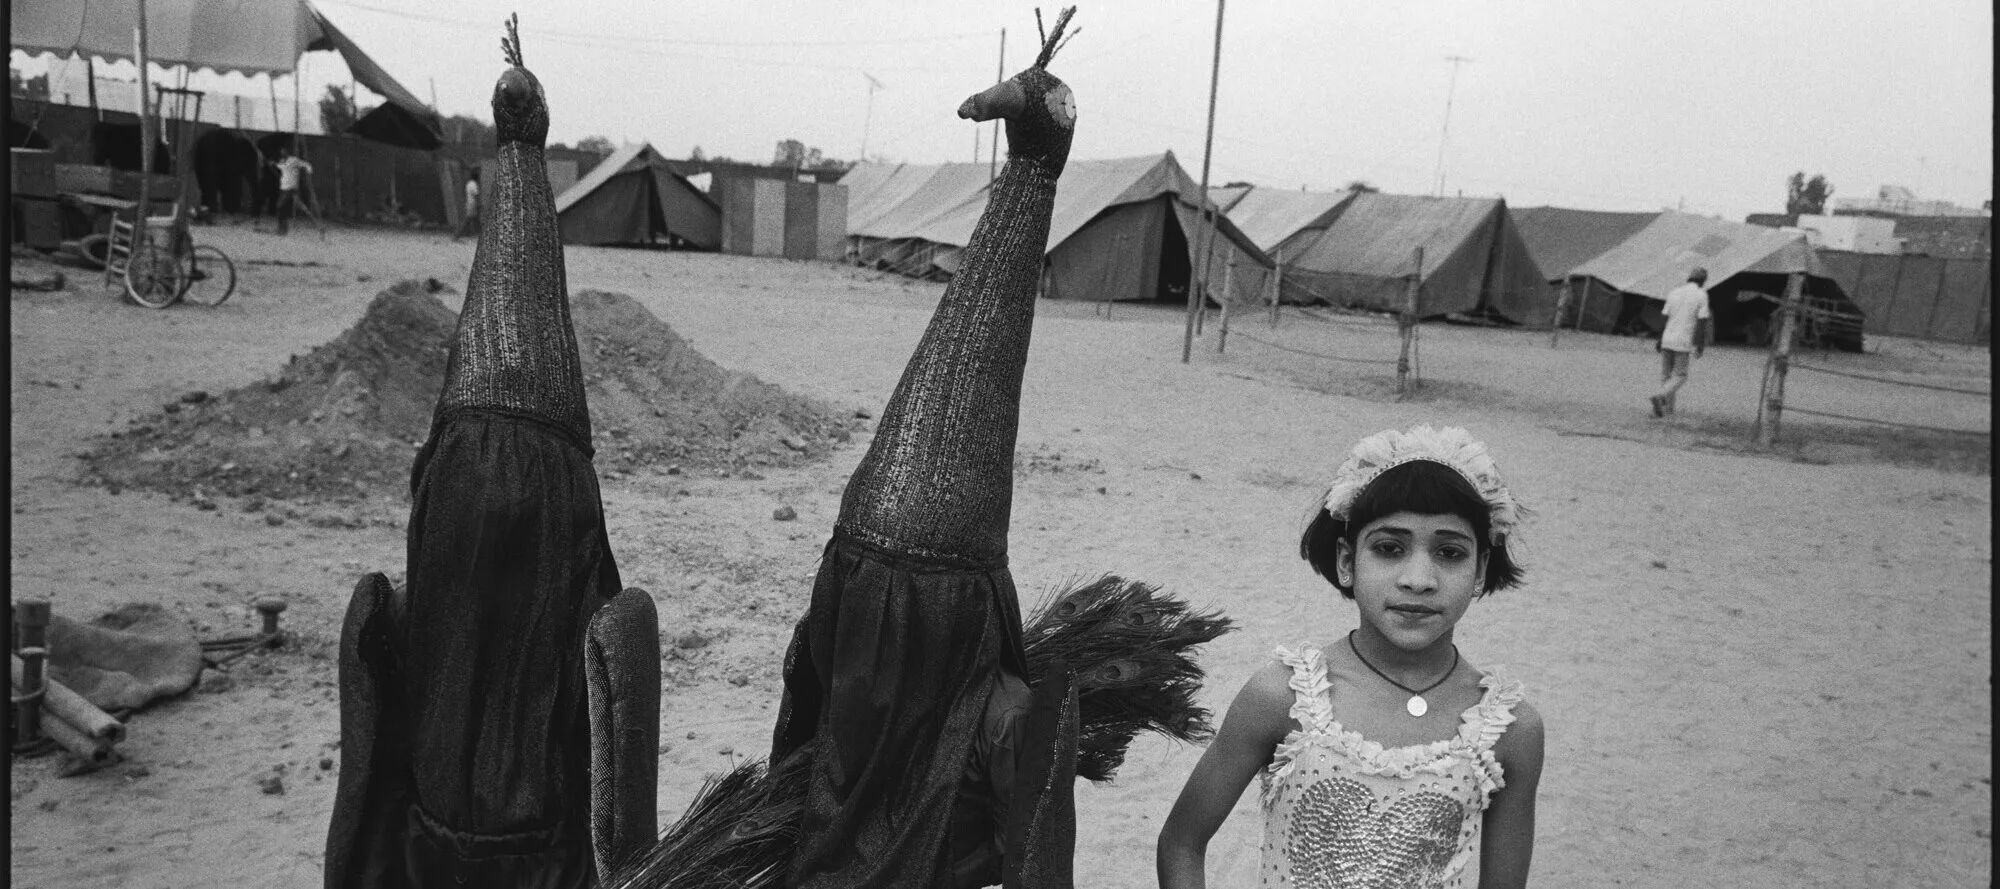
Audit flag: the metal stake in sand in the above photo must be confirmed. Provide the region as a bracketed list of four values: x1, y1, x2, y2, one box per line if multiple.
[12, 599, 51, 748]
[1755, 272, 1805, 446]
[255, 597, 288, 641]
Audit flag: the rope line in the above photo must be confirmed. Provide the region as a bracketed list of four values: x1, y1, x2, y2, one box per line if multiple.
[1789, 362, 1991, 396]
[1781, 406, 1990, 436]
[1232, 332, 1400, 365]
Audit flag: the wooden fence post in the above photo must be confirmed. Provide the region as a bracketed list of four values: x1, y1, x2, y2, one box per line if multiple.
[1270, 244, 1283, 328]
[1398, 246, 1424, 397]
[1217, 256, 1235, 353]
[1756, 271, 1804, 446]
[1549, 280, 1571, 348]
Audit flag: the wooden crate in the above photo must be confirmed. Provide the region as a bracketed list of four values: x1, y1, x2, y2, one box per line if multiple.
[16, 197, 65, 249]
[10, 149, 58, 199]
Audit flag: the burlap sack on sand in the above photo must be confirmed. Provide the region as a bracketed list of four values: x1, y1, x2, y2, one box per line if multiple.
[42, 603, 204, 712]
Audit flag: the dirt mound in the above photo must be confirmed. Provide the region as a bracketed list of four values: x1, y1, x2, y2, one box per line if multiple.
[570, 288, 860, 475]
[81, 282, 859, 503]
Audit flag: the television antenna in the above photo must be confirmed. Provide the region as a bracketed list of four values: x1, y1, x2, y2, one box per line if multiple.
[1432, 55, 1471, 197]
[860, 72, 884, 160]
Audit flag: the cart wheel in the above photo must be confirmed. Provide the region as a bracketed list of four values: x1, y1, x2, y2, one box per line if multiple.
[125, 239, 183, 309]
[178, 245, 237, 306]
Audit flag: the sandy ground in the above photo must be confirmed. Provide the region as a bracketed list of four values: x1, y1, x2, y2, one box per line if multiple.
[10, 221, 1992, 888]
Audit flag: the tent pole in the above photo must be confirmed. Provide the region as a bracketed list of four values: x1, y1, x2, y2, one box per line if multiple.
[1183, 0, 1225, 363]
[87, 57, 100, 120]
[134, 0, 154, 244]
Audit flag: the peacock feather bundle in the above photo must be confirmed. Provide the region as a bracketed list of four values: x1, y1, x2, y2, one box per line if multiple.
[599, 756, 805, 889]
[1022, 576, 1235, 782]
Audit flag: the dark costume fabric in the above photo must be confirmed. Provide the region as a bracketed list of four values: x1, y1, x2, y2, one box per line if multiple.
[771, 532, 1045, 888]
[326, 412, 618, 889]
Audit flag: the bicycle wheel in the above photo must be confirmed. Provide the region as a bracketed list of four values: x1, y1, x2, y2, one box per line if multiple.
[178, 244, 237, 306]
[124, 238, 184, 309]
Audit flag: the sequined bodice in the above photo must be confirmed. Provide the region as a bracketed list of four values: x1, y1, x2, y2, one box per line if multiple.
[1259, 645, 1523, 889]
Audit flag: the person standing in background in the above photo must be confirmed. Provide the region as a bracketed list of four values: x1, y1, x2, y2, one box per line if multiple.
[1650, 267, 1712, 417]
[453, 168, 481, 241]
[272, 146, 313, 236]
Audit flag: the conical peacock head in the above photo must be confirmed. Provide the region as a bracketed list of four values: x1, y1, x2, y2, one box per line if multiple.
[957, 7, 1078, 175]
[492, 14, 549, 147]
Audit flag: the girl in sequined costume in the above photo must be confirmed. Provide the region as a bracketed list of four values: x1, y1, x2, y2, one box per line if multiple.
[1157, 425, 1544, 889]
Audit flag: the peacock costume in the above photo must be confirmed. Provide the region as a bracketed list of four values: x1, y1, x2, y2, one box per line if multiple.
[608, 10, 1232, 889]
[324, 20, 660, 888]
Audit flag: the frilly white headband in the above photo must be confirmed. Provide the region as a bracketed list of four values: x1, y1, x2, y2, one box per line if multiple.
[1316, 424, 1526, 548]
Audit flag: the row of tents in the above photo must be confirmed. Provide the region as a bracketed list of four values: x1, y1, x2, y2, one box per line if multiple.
[837, 152, 1932, 350]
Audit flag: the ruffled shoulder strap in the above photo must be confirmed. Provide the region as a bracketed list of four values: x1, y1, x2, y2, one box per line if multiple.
[1272, 644, 1334, 734]
[1461, 669, 1527, 752]
[1457, 670, 1527, 800]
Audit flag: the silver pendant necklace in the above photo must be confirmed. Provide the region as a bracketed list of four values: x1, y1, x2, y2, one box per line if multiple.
[1348, 630, 1459, 717]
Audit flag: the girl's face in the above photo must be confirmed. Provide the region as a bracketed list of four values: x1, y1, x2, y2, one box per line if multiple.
[1338, 510, 1486, 652]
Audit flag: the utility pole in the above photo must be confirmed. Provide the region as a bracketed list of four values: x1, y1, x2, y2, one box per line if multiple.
[860, 72, 883, 160]
[1183, 0, 1226, 364]
[1432, 55, 1471, 197]
[990, 29, 1005, 182]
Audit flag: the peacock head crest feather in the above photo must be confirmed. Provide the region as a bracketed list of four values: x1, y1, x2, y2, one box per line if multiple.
[493, 14, 550, 147]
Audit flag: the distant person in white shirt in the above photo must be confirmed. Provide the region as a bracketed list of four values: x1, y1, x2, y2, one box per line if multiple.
[1650, 267, 1712, 417]
[272, 147, 313, 236]
[453, 170, 481, 241]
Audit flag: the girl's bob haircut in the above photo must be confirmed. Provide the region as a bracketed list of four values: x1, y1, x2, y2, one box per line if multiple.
[1300, 459, 1523, 598]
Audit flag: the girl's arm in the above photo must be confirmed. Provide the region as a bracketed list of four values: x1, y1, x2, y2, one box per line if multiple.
[1156, 661, 1295, 889]
[1479, 700, 1544, 889]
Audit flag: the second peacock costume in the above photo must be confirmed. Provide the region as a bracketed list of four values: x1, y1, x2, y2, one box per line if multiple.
[324, 20, 660, 889]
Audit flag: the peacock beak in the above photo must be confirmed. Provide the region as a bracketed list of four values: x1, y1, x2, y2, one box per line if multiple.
[958, 80, 1027, 122]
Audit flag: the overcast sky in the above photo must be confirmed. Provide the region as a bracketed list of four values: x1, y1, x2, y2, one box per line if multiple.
[16, 1, 1994, 222]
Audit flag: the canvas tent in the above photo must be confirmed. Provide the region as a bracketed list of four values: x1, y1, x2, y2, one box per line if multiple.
[1568, 211, 1864, 350]
[553, 142, 720, 249]
[11, 0, 442, 149]
[1800, 251, 1986, 344]
[1511, 206, 1661, 330]
[840, 152, 1274, 305]
[844, 163, 996, 273]
[1280, 193, 1550, 325]
[1208, 185, 1356, 257]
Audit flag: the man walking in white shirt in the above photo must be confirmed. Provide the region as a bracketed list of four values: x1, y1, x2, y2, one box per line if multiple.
[1650, 267, 1712, 417]
[273, 147, 313, 236]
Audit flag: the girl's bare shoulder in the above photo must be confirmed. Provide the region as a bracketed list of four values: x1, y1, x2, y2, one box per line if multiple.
[1229, 648, 1324, 742]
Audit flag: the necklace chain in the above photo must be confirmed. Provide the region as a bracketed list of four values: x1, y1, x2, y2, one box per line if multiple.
[1347, 630, 1458, 698]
